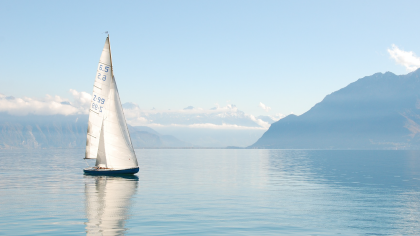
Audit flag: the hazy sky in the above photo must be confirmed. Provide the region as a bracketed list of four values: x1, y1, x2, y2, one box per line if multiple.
[1, 0, 420, 116]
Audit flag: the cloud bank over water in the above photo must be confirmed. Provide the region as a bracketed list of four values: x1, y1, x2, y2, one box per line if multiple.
[0, 90, 91, 116]
[0, 90, 285, 130]
[123, 103, 284, 130]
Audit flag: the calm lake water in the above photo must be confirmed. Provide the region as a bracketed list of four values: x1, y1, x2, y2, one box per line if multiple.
[1, 149, 420, 235]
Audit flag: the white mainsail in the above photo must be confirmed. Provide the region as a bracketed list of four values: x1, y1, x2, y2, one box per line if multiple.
[85, 36, 138, 170]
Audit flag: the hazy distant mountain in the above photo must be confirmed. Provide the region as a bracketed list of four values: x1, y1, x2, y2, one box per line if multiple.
[250, 69, 420, 149]
[0, 113, 87, 149]
[129, 126, 194, 148]
[0, 113, 191, 149]
[152, 126, 266, 147]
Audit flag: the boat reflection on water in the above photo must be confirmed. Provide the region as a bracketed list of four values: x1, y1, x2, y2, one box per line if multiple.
[84, 175, 138, 236]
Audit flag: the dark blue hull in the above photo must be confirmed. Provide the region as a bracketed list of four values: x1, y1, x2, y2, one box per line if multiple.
[83, 167, 139, 175]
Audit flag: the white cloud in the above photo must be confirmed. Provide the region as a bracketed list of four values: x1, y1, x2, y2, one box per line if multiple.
[259, 102, 271, 112]
[388, 44, 420, 72]
[248, 114, 271, 129]
[69, 89, 92, 112]
[257, 113, 285, 124]
[0, 89, 91, 116]
[269, 113, 285, 121]
[0, 90, 276, 130]
[122, 102, 272, 129]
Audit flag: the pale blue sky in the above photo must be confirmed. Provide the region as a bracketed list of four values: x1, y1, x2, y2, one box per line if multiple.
[1, 0, 419, 116]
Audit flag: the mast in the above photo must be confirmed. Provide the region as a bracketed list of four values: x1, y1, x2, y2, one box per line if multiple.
[108, 34, 114, 79]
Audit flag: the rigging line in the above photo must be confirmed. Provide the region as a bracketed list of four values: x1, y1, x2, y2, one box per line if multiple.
[84, 159, 90, 167]
[90, 109, 99, 114]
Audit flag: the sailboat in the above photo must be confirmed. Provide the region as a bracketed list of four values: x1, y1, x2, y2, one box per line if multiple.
[83, 35, 139, 175]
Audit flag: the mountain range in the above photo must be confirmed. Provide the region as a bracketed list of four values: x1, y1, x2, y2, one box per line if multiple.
[250, 69, 420, 149]
[0, 113, 191, 149]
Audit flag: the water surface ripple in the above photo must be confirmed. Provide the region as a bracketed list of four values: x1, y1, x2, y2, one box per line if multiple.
[1, 149, 420, 235]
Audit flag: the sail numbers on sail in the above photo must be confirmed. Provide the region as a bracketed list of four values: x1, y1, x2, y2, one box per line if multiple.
[85, 38, 113, 159]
